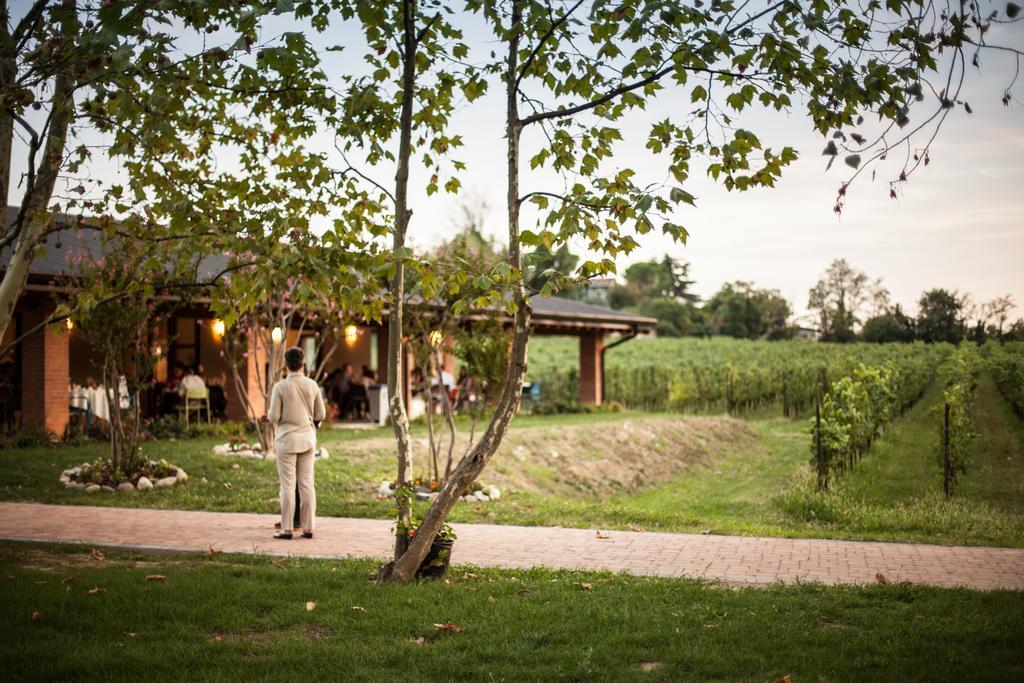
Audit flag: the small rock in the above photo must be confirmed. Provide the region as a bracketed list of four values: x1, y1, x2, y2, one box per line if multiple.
[59, 474, 70, 483]
[174, 468, 188, 483]
[473, 490, 489, 502]
[63, 480, 77, 489]
[116, 482, 135, 493]
[155, 476, 177, 488]
[101, 485, 116, 493]
[85, 485, 100, 493]
[487, 487, 501, 500]
[212, 444, 230, 456]
[136, 477, 153, 490]
[461, 495, 475, 502]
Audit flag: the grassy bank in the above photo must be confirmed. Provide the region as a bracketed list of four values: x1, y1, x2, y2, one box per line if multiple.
[2, 542, 1022, 682]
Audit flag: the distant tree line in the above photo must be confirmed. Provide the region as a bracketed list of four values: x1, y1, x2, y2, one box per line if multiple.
[809, 259, 1023, 344]
[525, 246, 1022, 344]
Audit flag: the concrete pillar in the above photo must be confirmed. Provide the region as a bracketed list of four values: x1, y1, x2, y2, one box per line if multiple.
[21, 299, 70, 435]
[579, 331, 604, 405]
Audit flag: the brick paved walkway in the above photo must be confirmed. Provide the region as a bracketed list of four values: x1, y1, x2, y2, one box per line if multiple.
[1, 502, 1022, 590]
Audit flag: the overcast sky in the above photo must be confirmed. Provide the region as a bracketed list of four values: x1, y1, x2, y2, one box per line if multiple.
[10, 4, 1023, 323]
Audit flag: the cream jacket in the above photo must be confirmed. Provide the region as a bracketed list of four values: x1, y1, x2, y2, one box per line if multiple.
[268, 372, 326, 454]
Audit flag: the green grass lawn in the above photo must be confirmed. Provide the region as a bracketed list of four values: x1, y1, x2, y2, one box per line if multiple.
[1, 372, 1022, 548]
[2, 542, 1022, 682]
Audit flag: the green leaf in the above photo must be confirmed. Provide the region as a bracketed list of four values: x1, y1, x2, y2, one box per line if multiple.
[844, 154, 861, 169]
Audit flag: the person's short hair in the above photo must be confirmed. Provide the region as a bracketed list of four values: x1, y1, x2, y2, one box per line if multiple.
[284, 346, 305, 372]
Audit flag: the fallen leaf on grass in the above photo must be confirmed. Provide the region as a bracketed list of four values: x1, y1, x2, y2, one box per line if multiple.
[703, 623, 718, 629]
[91, 548, 105, 561]
[305, 601, 316, 612]
[31, 611, 42, 621]
[639, 662, 664, 672]
[211, 635, 223, 643]
[124, 632, 137, 638]
[516, 588, 532, 596]
[145, 575, 168, 582]
[875, 573, 889, 585]
[351, 606, 366, 612]
[408, 636, 426, 645]
[595, 530, 610, 540]
[487, 596, 496, 603]
[61, 575, 82, 586]
[223, 482, 233, 489]
[231, 463, 240, 470]
[773, 676, 793, 683]
[460, 572, 477, 580]
[433, 621, 463, 633]
[87, 587, 107, 595]
[580, 583, 593, 591]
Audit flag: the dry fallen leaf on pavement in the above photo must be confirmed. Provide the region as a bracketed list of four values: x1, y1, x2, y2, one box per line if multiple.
[595, 530, 610, 539]
[91, 548, 105, 561]
[145, 575, 168, 582]
[433, 621, 463, 633]
[305, 601, 316, 612]
[87, 587, 107, 594]
[627, 525, 645, 533]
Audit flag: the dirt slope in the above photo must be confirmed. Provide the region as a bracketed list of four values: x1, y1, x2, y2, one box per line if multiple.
[336, 416, 759, 499]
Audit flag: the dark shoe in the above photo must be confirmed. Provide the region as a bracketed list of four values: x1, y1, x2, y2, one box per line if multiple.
[301, 531, 314, 539]
[273, 531, 293, 540]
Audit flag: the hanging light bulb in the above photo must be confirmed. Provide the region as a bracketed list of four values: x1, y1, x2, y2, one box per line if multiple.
[344, 324, 358, 345]
[428, 329, 443, 348]
[65, 318, 74, 331]
[271, 327, 283, 344]
[212, 319, 226, 338]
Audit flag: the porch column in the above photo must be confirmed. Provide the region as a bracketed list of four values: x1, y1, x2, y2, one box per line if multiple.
[376, 323, 389, 384]
[21, 300, 70, 435]
[579, 331, 604, 405]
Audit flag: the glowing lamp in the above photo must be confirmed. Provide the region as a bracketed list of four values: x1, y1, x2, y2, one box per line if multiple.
[212, 319, 226, 338]
[65, 318, 74, 331]
[428, 329, 443, 348]
[271, 326, 283, 345]
[344, 324, 359, 345]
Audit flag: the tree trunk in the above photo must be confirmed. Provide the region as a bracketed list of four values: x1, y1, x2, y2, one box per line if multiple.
[0, 0, 76, 341]
[387, 0, 417, 561]
[0, 0, 14, 209]
[385, 0, 531, 582]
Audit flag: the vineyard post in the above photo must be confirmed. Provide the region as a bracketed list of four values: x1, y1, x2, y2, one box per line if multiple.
[815, 392, 826, 491]
[943, 401, 951, 500]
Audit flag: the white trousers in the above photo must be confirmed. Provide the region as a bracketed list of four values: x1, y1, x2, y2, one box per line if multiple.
[277, 449, 315, 532]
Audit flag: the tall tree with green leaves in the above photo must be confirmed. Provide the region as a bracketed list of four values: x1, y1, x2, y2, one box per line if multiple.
[380, 0, 1022, 582]
[0, 0, 303, 342]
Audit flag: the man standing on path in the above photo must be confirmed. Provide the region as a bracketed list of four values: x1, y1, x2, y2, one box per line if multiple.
[266, 346, 325, 540]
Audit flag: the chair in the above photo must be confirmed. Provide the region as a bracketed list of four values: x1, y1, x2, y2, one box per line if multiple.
[179, 388, 211, 427]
